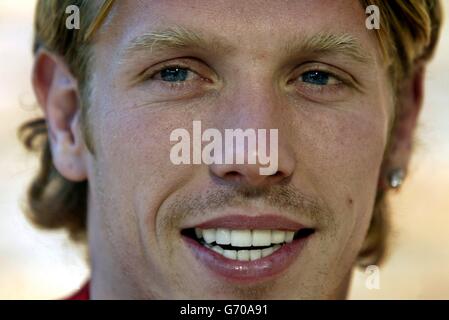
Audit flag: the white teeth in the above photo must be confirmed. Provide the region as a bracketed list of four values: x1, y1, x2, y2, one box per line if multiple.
[271, 230, 286, 244]
[252, 230, 272, 246]
[194, 227, 299, 260]
[216, 228, 231, 245]
[231, 229, 252, 247]
[285, 231, 294, 243]
[261, 245, 281, 257]
[223, 249, 237, 260]
[195, 228, 203, 239]
[261, 247, 274, 257]
[249, 249, 262, 261]
[207, 245, 282, 261]
[202, 229, 216, 244]
[237, 250, 250, 261]
[212, 246, 224, 254]
[195, 228, 297, 246]
[212, 248, 278, 261]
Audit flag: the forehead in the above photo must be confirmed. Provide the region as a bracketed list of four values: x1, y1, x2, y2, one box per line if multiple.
[98, 0, 377, 56]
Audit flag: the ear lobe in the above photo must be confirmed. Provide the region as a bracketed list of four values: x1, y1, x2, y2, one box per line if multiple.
[32, 50, 88, 182]
[52, 110, 88, 182]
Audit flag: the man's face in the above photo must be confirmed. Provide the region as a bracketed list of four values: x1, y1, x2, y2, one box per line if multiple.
[85, 0, 392, 299]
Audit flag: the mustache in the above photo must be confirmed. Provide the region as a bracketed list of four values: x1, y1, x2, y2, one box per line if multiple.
[166, 183, 333, 228]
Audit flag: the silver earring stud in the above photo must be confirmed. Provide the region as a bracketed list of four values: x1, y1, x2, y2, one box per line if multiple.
[388, 168, 405, 189]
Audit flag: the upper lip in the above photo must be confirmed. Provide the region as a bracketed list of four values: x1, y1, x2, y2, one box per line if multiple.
[187, 214, 307, 231]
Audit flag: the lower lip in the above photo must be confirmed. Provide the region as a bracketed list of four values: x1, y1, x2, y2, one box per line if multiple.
[182, 234, 311, 283]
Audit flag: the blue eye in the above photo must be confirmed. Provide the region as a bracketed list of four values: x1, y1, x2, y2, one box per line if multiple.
[159, 67, 189, 82]
[301, 71, 331, 85]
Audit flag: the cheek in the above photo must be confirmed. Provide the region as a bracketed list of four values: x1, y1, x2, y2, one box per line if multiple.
[331, 113, 386, 252]
[92, 103, 198, 238]
[85, 104, 196, 290]
[289, 100, 389, 283]
[297, 105, 387, 193]
[331, 113, 387, 191]
[294, 99, 389, 243]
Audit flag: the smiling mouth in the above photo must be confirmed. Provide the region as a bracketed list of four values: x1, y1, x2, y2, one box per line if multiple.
[181, 227, 315, 261]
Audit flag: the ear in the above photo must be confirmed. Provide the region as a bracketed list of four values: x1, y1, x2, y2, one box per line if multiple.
[380, 63, 426, 190]
[32, 50, 88, 182]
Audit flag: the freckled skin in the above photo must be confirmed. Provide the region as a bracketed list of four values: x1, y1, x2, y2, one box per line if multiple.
[83, 0, 393, 299]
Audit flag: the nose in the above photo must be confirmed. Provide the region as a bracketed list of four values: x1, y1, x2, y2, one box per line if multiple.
[208, 81, 296, 188]
[209, 156, 294, 187]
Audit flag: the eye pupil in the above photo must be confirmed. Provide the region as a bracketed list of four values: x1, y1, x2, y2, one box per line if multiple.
[302, 71, 329, 85]
[160, 67, 188, 82]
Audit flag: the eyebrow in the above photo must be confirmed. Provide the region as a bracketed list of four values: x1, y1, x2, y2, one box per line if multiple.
[122, 26, 236, 60]
[122, 26, 372, 65]
[284, 32, 373, 64]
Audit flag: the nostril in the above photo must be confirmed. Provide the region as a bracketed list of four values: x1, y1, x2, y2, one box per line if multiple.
[214, 170, 245, 184]
[225, 171, 241, 178]
[270, 171, 285, 181]
[209, 161, 292, 188]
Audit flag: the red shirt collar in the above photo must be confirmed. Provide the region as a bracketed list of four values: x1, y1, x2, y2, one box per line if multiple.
[65, 282, 90, 300]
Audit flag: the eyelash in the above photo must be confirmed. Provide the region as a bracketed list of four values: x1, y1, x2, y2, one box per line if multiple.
[296, 65, 346, 82]
[141, 63, 352, 96]
[290, 66, 356, 100]
[141, 63, 205, 91]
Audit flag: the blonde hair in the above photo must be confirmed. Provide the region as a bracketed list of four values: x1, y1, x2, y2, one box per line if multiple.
[19, 0, 443, 266]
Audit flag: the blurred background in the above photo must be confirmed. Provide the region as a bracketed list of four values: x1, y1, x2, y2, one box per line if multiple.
[0, 0, 448, 299]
